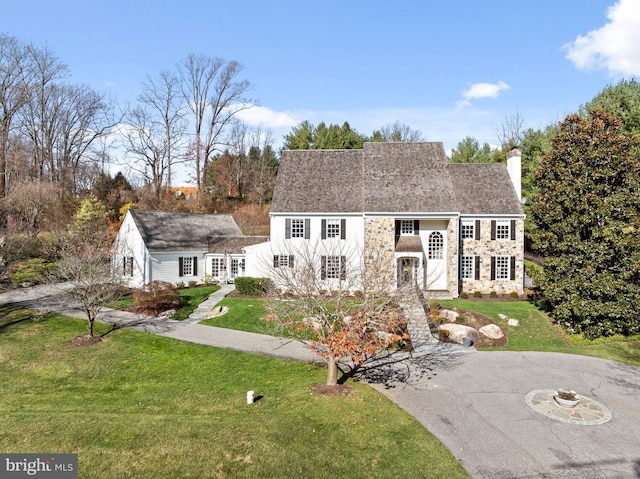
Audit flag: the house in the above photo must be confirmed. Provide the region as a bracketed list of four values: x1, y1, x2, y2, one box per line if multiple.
[258, 142, 525, 298]
[113, 209, 268, 288]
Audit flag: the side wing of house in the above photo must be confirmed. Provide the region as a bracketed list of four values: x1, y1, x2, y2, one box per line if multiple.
[112, 211, 148, 288]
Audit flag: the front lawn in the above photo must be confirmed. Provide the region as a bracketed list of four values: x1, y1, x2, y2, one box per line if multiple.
[438, 299, 640, 367]
[0, 313, 468, 479]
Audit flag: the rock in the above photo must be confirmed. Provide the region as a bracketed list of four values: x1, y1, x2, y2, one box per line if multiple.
[507, 318, 519, 326]
[498, 313, 508, 320]
[208, 306, 228, 318]
[479, 324, 504, 339]
[440, 309, 459, 322]
[439, 323, 479, 345]
[303, 316, 322, 330]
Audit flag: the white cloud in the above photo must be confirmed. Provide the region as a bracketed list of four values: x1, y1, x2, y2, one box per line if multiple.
[456, 81, 510, 109]
[236, 105, 299, 128]
[563, 0, 640, 76]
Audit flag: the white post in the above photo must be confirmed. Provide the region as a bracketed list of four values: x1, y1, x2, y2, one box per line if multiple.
[247, 391, 254, 404]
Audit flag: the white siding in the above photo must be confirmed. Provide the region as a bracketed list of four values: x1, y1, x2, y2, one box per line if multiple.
[112, 211, 148, 288]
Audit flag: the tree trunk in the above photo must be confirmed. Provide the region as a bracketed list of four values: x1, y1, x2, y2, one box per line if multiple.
[326, 356, 338, 386]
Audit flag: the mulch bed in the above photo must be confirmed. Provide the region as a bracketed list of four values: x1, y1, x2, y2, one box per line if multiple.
[436, 309, 508, 348]
[311, 384, 354, 396]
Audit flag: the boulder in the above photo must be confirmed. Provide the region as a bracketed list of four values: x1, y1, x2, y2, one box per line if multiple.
[498, 313, 508, 320]
[439, 323, 479, 345]
[507, 318, 519, 327]
[440, 309, 459, 322]
[479, 324, 504, 339]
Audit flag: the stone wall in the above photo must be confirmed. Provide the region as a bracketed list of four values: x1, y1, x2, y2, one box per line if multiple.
[364, 217, 396, 293]
[459, 218, 524, 294]
[446, 218, 459, 296]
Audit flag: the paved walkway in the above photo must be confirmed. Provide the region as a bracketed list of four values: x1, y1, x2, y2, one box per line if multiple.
[2, 284, 640, 478]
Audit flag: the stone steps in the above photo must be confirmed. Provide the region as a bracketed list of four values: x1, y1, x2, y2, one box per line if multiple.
[397, 285, 438, 350]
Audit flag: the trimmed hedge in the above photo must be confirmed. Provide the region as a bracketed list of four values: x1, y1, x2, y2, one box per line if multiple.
[234, 277, 272, 296]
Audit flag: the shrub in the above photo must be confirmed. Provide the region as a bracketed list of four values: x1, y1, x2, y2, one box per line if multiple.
[429, 301, 441, 311]
[188, 280, 198, 288]
[8, 258, 57, 285]
[202, 274, 215, 285]
[473, 291, 482, 298]
[175, 281, 185, 289]
[234, 277, 272, 296]
[490, 291, 498, 298]
[455, 316, 465, 323]
[133, 281, 182, 315]
[439, 329, 450, 339]
[460, 292, 468, 299]
[510, 291, 519, 298]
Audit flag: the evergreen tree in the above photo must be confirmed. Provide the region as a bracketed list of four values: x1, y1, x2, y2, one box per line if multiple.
[529, 110, 640, 338]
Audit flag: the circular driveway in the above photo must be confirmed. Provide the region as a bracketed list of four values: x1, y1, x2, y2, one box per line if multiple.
[374, 350, 640, 478]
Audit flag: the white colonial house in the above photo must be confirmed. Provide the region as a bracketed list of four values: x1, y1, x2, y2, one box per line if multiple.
[113, 143, 525, 298]
[250, 142, 525, 298]
[112, 209, 268, 288]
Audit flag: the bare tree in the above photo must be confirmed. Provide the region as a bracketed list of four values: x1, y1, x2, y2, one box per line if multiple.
[497, 110, 524, 148]
[265, 239, 408, 386]
[374, 121, 425, 142]
[0, 34, 28, 198]
[179, 54, 252, 194]
[121, 70, 187, 196]
[2, 180, 60, 237]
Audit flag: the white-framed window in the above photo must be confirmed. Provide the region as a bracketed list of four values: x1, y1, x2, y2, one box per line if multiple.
[231, 258, 239, 277]
[461, 220, 475, 240]
[123, 257, 134, 277]
[291, 219, 305, 238]
[461, 256, 474, 279]
[285, 218, 309, 239]
[400, 220, 414, 235]
[326, 219, 341, 238]
[428, 231, 444, 260]
[495, 256, 510, 280]
[495, 220, 510, 240]
[321, 255, 346, 280]
[211, 257, 224, 276]
[273, 255, 294, 268]
[179, 256, 198, 277]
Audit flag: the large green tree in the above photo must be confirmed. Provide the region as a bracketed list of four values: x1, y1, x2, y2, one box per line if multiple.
[582, 79, 640, 137]
[449, 136, 493, 163]
[529, 110, 640, 338]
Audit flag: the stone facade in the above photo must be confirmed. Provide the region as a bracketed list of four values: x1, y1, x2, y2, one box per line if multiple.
[459, 218, 524, 295]
[446, 218, 459, 296]
[364, 217, 396, 293]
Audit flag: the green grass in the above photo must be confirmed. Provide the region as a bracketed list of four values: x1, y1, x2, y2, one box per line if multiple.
[0, 312, 468, 479]
[200, 297, 267, 333]
[106, 285, 221, 321]
[171, 285, 220, 320]
[438, 299, 640, 366]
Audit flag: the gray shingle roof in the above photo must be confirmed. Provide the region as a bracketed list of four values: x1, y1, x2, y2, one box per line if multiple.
[271, 142, 523, 215]
[129, 210, 244, 252]
[207, 236, 270, 254]
[449, 163, 524, 215]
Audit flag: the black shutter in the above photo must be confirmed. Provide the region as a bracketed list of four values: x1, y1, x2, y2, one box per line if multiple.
[341, 219, 346, 239]
[340, 256, 346, 280]
[285, 219, 291, 239]
[193, 257, 198, 276]
[123, 258, 126, 276]
[510, 256, 516, 280]
[475, 220, 481, 240]
[321, 219, 327, 239]
[474, 256, 480, 280]
[289, 255, 294, 268]
[273, 255, 279, 268]
[414, 220, 419, 235]
[395, 220, 401, 242]
[321, 256, 327, 280]
[490, 256, 496, 280]
[491, 220, 496, 240]
[304, 219, 310, 239]
[510, 220, 516, 240]
[179, 257, 184, 277]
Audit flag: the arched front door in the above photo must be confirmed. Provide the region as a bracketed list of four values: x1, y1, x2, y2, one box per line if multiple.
[397, 257, 418, 287]
[425, 231, 447, 290]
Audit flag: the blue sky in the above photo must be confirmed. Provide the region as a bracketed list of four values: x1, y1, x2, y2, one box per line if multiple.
[2, 0, 640, 181]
